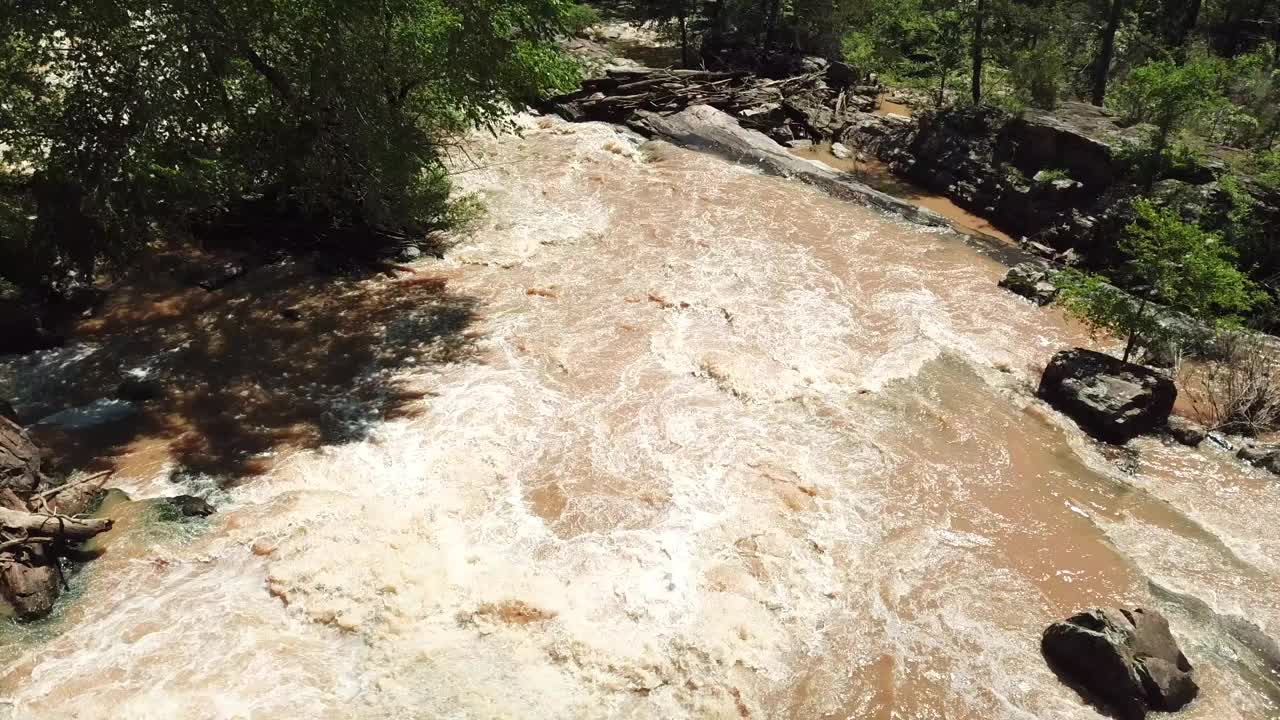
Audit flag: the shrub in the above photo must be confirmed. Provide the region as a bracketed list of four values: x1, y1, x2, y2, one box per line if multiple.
[1181, 332, 1280, 435]
[564, 3, 602, 36]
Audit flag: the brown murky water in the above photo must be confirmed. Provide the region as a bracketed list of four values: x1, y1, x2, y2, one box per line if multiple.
[2, 116, 1279, 719]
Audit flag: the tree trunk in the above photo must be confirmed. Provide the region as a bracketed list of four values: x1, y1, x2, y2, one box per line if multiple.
[1174, 0, 1202, 48]
[972, 0, 986, 105]
[680, 14, 689, 68]
[1092, 0, 1124, 106]
[765, 0, 781, 44]
[1123, 298, 1148, 363]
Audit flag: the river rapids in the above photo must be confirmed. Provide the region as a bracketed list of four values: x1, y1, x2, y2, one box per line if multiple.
[2, 115, 1279, 719]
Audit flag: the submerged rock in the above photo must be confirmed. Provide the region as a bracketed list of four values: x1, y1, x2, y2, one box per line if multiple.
[163, 495, 216, 518]
[0, 399, 17, 424]
[35, 399, 139, 431]
[999, 261, 1058, 305]
[116, 377, 163, 403]
[1237, 444, 1280, 475]
[0, 301, 62, 357]
[1166, 416, 1207, 447]
[1038, 348, 1176, 444]
[1042, 607, 1198, 719]
[192, 261, 248, 291]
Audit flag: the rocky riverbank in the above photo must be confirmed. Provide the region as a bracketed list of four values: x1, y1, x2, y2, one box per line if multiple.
[548, 52, 1280, 333]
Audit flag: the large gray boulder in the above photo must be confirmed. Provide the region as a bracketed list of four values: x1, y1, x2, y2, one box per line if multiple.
[999, 261, 1058, 305]
[1042, 607, 1198, 719]
[1038, 348, 1177, 443]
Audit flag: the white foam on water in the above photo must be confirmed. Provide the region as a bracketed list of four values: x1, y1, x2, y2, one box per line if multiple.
[2, 114, 1279, 719]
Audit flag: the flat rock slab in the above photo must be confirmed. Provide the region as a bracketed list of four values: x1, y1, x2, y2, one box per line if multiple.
[1038, 348, 1176, 444]
[1043, 607, 1198, 719]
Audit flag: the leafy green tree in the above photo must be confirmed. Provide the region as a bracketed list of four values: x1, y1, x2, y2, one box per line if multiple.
[0, 0, 580, 291]
[839, 0, 971, 106]
[1111, 56, 1228, 183]
[1056, 198, 1262, 363]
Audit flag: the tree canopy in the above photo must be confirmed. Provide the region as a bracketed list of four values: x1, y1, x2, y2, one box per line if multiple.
[0, 0, 582, 292]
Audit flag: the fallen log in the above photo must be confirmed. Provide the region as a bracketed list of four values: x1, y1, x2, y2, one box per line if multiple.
[547, 66, 876, 144]
[0, 489, 60, 621]
[0, 507, 113, 542]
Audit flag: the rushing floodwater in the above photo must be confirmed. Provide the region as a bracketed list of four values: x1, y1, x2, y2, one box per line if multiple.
[3, 115, 1280, 719]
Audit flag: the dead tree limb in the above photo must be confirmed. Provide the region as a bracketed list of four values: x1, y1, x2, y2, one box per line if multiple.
[0, 507, 113, 542]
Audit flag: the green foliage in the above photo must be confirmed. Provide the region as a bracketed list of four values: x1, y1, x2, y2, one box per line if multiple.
[1056, 198, 1261, 361]
[1111, 56, 1228, 133]
[1109, 56, 1227, 184]
[1009, 40, 1065, 109]
[1250, 149, 1280, 190]
[1210, 42, 1279, 147]
[840, 0, 970, 105]
[0, 0, 581, 290]
[564, 3, 602, 35]
[1034, 168, 1073, 183]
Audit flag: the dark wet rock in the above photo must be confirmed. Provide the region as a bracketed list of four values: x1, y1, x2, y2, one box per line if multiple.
[824, 60, 862, 89]
[193, 261, 248, 291]
[279, 306, 303, 322]
[116, 377, 163, 403]
[0, 400, 17, 424]
[0, 301, 62, 356]
[1237, 443, 1280, 475]
[163, 494, 216, 518]
[838, 111, 912, 158]
[999, 261, 1058, 305]
[1166, 416, 1206, 447]
[1038, 348, 1177, 444]
[1042, 607, 1197, 719]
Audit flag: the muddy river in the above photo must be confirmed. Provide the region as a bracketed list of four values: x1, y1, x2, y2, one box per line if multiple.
[1, 115, 1278, 719]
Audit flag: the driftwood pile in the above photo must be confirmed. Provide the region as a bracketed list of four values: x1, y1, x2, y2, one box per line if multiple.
[548, 64, 882, 143]
[0, 414, 112, 620]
